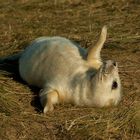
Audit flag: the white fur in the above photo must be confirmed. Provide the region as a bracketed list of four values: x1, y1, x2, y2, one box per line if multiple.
[18, 26, 122, 113]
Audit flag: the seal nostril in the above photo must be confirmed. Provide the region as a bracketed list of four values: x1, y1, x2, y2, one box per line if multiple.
[113, 61, 116, 67]
[104, 61, 107, 65]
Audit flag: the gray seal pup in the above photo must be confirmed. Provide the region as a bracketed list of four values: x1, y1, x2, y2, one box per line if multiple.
[0, 26, 121, 114]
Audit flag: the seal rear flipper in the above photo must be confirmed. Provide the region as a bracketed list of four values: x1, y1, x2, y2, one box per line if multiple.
[0, 52, 22, 65]
[0, 52, 23, 74]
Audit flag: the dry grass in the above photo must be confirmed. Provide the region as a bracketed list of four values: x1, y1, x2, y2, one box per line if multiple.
[0, 0, 140, 139]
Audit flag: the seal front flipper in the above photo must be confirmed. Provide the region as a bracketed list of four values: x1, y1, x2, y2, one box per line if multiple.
[87, 26, 107, 69]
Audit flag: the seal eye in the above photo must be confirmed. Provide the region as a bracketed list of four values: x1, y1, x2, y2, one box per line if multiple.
[112, 81, 118, 90]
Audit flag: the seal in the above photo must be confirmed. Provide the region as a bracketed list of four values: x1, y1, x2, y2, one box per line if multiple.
[0, 26, 122, 114]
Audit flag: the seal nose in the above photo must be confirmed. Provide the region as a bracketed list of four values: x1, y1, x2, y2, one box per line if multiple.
[113, 61, 117, 67]
[103, 60, 117, 73]
[104, 60, 114, 67]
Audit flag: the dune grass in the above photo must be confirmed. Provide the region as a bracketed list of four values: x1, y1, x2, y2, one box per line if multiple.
[0, 0, 140, 139]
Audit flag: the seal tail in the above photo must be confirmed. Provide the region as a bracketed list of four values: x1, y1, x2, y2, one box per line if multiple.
[0, 52, 22, 64]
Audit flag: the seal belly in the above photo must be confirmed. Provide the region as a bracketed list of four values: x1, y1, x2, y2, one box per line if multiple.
[19, 37, 87, 87]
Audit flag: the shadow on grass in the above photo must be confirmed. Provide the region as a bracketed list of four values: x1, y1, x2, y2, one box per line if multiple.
[0, 62, 43, 113]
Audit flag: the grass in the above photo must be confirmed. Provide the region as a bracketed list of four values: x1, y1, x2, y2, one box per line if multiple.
[0, 0, 140, 139]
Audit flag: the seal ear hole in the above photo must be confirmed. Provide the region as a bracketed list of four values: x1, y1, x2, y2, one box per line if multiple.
[112, 81, 118, 90]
